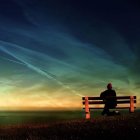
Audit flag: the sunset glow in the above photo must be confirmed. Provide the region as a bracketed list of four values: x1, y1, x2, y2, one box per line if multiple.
[0, 0, 140, 110]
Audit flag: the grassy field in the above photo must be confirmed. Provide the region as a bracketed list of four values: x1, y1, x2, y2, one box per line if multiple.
[0, 109, 140, 139]
[0, 110, 85, 125]
[0, 109, 133, 125]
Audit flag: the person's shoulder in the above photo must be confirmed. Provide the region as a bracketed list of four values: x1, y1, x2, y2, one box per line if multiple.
[100, 90, 108, 96]
[112, 89, 116, 92]
[101, 90, 107, 94]
[100, 90, 105, 95]
[111, 89, 117, 95]
[104, 90, 108, 93]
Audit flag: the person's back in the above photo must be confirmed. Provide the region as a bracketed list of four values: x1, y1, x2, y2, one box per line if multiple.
[100, 89, 117, 108]
[100, 83, 117, 115]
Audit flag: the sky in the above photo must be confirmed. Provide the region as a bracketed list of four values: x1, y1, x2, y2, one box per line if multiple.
[0, 0, 140, 110]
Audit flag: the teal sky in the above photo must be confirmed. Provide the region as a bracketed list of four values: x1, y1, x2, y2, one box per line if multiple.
[0, 0, 140, 110]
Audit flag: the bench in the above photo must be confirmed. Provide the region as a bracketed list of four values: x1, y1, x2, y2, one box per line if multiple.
[82, 96, 136, 119]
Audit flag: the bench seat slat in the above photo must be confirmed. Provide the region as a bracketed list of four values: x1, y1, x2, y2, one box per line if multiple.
[82, 96, 136, 100]
[83, 100, 136, 105]
[83, 107, 136, 109]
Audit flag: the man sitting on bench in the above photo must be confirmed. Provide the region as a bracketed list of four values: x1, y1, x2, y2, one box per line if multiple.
[100, 83, 118, 116]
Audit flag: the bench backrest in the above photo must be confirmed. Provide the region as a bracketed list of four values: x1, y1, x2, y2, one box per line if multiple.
[82, 96, 136, 119]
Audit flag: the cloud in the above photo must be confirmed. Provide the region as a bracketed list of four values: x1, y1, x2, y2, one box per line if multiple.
[0, 0, 140, 108]
[0, 41, 85, 97]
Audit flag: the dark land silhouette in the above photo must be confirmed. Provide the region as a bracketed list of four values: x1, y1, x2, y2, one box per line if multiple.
[0, 111, 140, 139]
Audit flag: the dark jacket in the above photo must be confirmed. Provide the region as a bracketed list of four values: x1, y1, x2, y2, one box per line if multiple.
[100, 89, 117, 109]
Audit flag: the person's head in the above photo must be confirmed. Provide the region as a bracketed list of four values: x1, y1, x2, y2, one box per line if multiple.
[107, 83, 112, 90]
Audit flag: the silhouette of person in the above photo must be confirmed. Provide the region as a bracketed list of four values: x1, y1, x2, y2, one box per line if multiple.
[100, 83, 117, 116]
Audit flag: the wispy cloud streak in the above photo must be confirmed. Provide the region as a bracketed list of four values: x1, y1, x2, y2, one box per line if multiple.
[0, 40, 84, 97]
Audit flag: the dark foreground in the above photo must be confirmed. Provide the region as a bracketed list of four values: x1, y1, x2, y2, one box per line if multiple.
[0, 112, 140, 140]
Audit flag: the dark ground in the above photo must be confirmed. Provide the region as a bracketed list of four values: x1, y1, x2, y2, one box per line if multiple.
[0, 112, 140, 140]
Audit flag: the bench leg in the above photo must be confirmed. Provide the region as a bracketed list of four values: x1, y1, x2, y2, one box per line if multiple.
[85, 96, 90, 119]
[86, 112, 90, 119]
[130, 96, 134, 113]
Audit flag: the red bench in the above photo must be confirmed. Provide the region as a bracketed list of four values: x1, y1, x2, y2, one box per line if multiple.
[82, 96, 136, 119]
